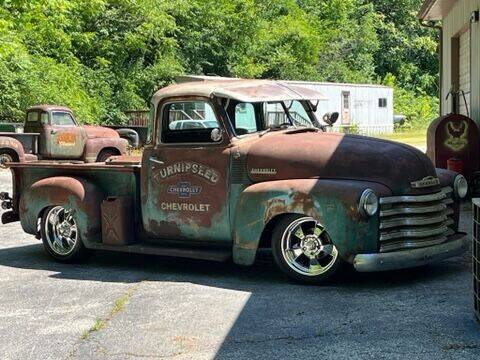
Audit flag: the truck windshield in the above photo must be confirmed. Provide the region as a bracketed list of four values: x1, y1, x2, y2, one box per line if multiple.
[224, 99, 316, 136]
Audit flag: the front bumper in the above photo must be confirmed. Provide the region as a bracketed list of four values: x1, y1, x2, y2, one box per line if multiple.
[353, 233, 467, 272]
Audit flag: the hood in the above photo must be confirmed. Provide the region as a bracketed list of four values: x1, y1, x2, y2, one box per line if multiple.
[244, 130, 437, 195]
[81, 125, 119, 139]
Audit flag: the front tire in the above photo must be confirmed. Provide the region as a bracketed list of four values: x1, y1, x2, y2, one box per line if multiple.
[272, 214, 344, 284]
[96, 149, 118, 162]
[40, 206, 89, 263]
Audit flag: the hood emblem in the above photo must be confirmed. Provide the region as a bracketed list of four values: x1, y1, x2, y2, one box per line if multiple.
[411, 176, 440, 189]
[250, 168, 277, 175]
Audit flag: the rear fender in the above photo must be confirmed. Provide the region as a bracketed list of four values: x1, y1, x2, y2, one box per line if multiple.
[232, 179, 391, 266]
[19, 177, 104, 243]
[0, 137, 25, 162]
[83, 138, 128, 162]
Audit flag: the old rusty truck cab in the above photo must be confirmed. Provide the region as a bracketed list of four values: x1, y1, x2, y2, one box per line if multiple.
[2, 79, 469, 284]
[0, 105, 127, 167]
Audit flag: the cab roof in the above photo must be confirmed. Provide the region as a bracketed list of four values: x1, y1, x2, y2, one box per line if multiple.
[152, 77, 328, 106]
[27, 105, 72, 113]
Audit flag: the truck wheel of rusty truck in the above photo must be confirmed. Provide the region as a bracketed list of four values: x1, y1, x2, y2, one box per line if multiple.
[0, 151, 15, 169]
[40, 205, 90, 263]
[96, 149, 118, 162]
[271, 214, 343, 284]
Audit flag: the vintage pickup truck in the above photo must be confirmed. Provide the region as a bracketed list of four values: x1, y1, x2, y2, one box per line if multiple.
[0, 79, 469, 283]
[0, 105, 128, 167]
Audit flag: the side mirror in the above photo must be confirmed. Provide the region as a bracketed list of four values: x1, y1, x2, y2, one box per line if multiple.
[323, 112, 339, 126]
[210, 128, 223, 142]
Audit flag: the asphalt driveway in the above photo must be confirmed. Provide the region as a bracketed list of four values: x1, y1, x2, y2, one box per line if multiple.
[0, 169, 479, 359]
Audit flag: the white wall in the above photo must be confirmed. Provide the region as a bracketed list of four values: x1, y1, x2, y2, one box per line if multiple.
[441, 0, 480, 120]
[287, 81, 394, 135]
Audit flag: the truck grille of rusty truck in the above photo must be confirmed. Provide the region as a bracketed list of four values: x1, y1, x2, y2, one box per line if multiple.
[474, 199, 480, 322]
[378, 187, 455, 253]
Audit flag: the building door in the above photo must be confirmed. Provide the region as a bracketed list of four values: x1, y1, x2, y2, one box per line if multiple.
[459, 29, 471, 116]
[341, 91, 351, 125]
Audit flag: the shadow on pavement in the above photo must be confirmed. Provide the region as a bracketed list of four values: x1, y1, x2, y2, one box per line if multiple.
[0, 243, 477, 359]
[0, 242, 466, 289]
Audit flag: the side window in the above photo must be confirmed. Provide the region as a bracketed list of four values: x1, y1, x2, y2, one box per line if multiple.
[161, 101, 220, 144]
[265, 102, 286, 127]
[51, 112, 75, 126]
[234, 103, 258, 135]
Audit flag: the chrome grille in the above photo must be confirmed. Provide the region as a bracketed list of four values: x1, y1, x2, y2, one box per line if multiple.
[379, 187, 455, 253]
[473, 199, 480, 322]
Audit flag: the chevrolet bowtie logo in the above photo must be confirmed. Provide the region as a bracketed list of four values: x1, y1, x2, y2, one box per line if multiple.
[411, 176, 440, 189]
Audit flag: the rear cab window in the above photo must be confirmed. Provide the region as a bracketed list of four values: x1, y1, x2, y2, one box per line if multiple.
[26, 110, 49, 125]
[27, 111, 39, 122]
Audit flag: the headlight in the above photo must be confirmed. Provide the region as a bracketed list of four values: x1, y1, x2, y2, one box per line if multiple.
[454, 175, 468, 199]
[359, 189, 379, 217]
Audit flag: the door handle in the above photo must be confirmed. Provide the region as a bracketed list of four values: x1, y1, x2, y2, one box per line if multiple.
[50, 130, 57, 135]
[149, 156, 164, 165]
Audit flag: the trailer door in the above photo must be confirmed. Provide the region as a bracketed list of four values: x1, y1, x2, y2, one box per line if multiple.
[341, 91, 351, 125]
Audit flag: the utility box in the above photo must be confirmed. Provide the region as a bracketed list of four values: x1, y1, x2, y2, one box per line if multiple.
[427, 114, 479, 181]
[474, 199, 480, 323]
[101, 197, 134, 246]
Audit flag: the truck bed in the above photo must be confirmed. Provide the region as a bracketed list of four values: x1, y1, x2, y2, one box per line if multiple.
[0, 132, 39, 154]
[8, 157, 141, 230]
[8, 154, 142, 170]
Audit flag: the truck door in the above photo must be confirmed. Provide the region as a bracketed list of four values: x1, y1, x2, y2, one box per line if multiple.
[44, 111, 86, 159]
[141, 98, 231, 243]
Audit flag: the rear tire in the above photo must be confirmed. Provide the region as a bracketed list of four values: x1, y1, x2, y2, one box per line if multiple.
[96, 149, 118, 162]
[0, 153, 13, 169]
[40, 205, 90, 263]
[271, 214, 344, 284]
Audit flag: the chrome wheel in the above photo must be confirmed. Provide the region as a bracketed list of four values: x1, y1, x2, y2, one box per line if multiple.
[44, 206, 78, 256]
[280, 217, 338, 277]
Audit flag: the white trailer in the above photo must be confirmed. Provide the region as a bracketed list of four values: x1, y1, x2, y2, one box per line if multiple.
[285, 81, 394, 135]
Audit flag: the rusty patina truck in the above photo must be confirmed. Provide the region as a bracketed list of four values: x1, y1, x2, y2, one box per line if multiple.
[1, 79, 469, 283]
[0, 105, 127, 167]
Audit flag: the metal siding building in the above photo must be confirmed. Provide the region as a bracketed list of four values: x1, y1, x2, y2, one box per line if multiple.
[419, 0, 480, 123]
[286, 81, 394, 135]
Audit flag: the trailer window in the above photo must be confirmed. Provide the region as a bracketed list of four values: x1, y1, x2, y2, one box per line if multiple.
[378, 98, 387, 108]
[161, 101, 220, 143]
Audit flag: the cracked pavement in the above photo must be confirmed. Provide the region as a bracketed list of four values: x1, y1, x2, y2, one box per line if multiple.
[0, 169, 479, 359]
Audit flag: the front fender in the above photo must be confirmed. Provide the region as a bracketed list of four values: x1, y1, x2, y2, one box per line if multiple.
[19, 176, 104, 243]
[83, 138, 128, 162]
[232, 179, 391, 266]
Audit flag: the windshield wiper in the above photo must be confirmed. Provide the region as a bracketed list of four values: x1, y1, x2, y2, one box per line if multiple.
[259, 123, 292, 136]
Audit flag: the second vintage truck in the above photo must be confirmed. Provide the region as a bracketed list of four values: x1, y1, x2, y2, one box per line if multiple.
[0, 105, 128, 167]
[1, 78, 468, 283]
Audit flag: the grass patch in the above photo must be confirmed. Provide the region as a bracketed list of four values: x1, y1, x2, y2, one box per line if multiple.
[80, 284, 141, 341]
[375, 128, 427, 148]
[81, 318, 105, 339]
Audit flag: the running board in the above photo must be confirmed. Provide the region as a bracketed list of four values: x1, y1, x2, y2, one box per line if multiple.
[86, 242, 231, 262]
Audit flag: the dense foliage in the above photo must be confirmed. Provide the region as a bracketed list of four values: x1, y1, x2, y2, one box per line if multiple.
[0, 0, 438, 128]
